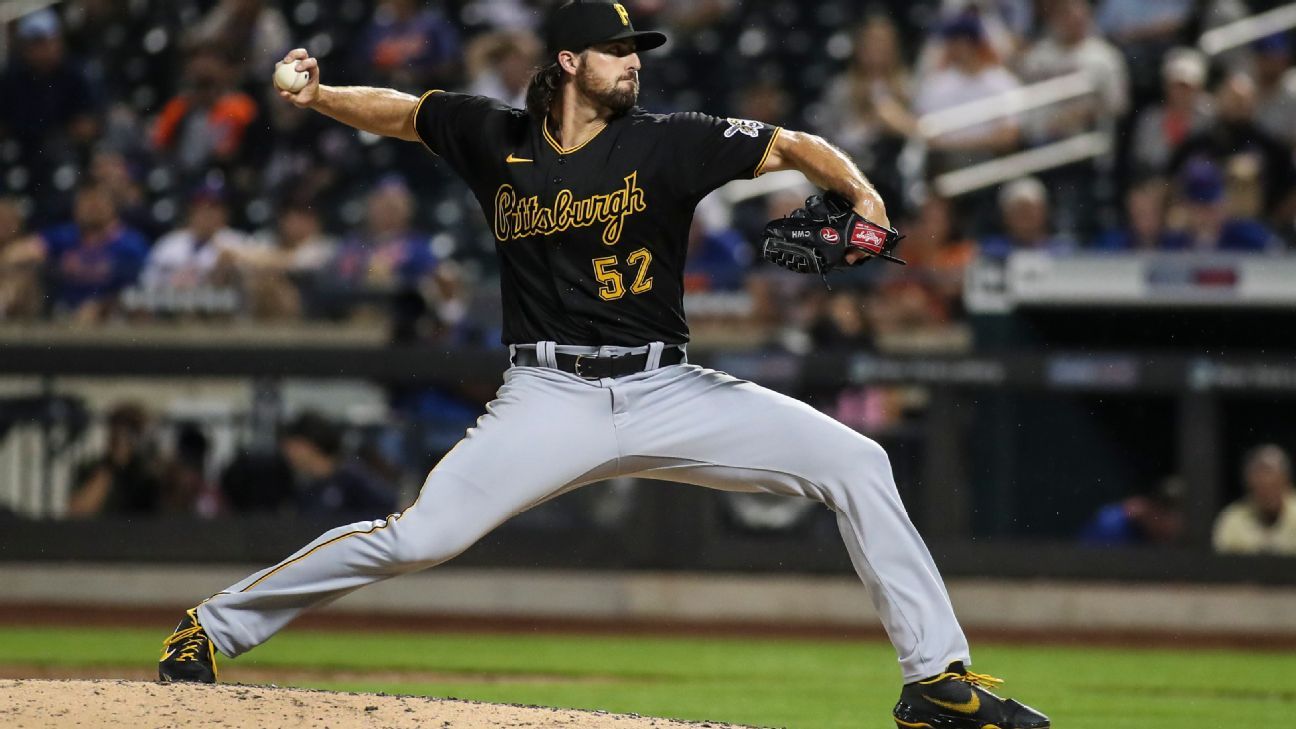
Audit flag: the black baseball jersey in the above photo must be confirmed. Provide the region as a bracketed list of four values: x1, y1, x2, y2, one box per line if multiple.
[413, 91, 781, 346]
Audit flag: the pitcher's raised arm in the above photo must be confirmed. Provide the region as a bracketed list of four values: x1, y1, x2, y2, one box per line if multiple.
[273, 48, 421, 142]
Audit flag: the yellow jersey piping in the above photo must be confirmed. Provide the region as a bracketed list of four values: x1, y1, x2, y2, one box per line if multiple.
[542, 120, 608, 155]
[754, 126, 783, 177]
[412, 89, 445, 156]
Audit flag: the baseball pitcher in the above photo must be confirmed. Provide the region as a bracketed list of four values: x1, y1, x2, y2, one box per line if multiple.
[159, 3, 1048, 727]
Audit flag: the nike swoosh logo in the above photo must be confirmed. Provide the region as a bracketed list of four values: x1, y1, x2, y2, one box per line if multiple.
[161, 649, 177, 661]
[506, 154, 533, 163]
[922, 692, 980, 714]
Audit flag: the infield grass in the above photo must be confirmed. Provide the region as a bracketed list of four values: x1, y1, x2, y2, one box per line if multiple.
[1, 626, 1292, 728]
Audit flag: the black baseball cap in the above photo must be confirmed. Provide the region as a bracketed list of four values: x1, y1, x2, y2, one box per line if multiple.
[545, 1, 667, 58]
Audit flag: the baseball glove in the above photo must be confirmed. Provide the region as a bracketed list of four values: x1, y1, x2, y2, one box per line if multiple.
[760, 190, 905, 276]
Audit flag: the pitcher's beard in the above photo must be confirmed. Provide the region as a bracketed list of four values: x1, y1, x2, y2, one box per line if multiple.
[577, 66, 638, 114]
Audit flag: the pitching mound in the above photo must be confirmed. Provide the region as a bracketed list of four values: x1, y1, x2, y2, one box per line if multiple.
[0, 679, 755, 728]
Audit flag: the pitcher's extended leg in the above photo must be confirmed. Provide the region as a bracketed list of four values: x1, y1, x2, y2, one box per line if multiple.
[616, 365, 968, 682]
[197, 367, 619, 657]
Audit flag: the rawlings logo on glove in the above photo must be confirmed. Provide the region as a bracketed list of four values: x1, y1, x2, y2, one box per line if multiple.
[760, 191, 905, 277]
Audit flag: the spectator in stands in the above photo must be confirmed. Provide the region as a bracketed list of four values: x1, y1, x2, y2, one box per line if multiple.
[88, 148, 156, 238]
[734, 76, 794, 128]
[0, 9, 100, 219]
[683, 193, 751, 293]
[278, 411, 397, 519]
[328, 177, 438, 295]
[220, 449, 296, 515]
[979, 177, 1076, 258]
[1093, 177, 1175, 251]
[151, 45, 264, 190]
[1169, 73, 1296, 229]
[0, 181, 149, 323]
[1095, 0, 1189, 99]
[1129, 48, 1214, 177]
[1213, 444, 1296, 556]
[914, 12, 1022, 171]
[0, 197, 42, 320]
[820, 194, 973, 346]
[1251, 33, 1296, 148]
[1018, 0, 1130, 141]
[913, 1, 1034, 79]
[1017, 0, 1129, 237]
[874, 194, 977, 325]
[1162, 159, 1280, 252]
[358, 0, 463, 91]
[1095, 0, 1192, 51]
[240, 202, 337, 320]
[186, 0, 291, 85]
[808, 288, 876, 351]
[159, 422, 222, 517]
[260, 100, 365, 213]
[812, 16, 914, 201]
[1079, 476, 1186, 546]
[465, 30, 542, 109]
[67, 402, 163, 517]
[862, 192, 971, 336]
[140, 185, 250, 295]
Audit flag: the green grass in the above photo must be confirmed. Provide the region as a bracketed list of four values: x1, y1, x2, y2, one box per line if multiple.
[1, 626, 1293, 728]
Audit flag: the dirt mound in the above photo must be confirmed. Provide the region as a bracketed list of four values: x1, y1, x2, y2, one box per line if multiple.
[0, 679, 755, 729]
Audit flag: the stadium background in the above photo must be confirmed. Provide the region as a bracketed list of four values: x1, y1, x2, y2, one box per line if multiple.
[1, 0, 1295, 727]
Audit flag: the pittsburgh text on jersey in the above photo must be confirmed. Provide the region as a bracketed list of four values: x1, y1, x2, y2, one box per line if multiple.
[493, 172, 647, 247]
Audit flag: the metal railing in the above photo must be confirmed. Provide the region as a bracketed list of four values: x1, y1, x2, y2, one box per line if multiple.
[926, 2, 1296, 198]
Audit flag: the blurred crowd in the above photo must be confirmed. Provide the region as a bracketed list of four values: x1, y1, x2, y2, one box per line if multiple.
[1, 0, 1294, 344]
[1076, 442, 1296, 556]
[64, 401, 402, 521]
[54, 396, 1296, 556]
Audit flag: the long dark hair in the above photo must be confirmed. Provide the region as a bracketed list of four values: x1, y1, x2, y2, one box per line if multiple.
[525, 61, 564, 121]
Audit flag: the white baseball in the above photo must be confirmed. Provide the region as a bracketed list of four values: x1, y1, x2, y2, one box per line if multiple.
[274, 62, 310, 93]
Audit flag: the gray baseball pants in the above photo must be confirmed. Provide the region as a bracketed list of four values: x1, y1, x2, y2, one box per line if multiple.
[198, 344, 970, 682]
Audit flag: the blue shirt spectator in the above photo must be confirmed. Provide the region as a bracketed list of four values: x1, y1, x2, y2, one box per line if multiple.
[296, 460, 397, 520]
[331, 233, 437, 289]
[360, 0, 462, 90]
[36, 183, 149, 316]
[279, 411, 397, 520]
[43, 222, 149, 310]
[1080, 479, 1185, 546]
[1160, 219, 1277, 252]
[979, 177, 1077, 258]
[1162, 159, 1281, 253]
[329, 178, 438, 290]
[1092, 178, 1176, 251]
[0, 10, 98, 145]
[685, 228, 751, 292]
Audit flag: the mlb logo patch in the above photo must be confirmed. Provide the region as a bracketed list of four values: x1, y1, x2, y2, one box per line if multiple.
[723, 118, 763, 138]
[850, 221, 885, 253]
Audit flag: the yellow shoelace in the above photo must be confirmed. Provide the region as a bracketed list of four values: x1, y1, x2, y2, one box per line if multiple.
[958, 669, 1005, 690]
[919, 668, 1005, 690]
[161, 625, 208, 663]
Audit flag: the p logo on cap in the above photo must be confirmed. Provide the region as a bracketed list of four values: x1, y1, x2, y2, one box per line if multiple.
[614, 3, 630, 25]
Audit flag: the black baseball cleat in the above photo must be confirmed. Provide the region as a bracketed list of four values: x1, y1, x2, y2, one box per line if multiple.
[158, 608, 219, 683]
[893, 661, 1049, 729]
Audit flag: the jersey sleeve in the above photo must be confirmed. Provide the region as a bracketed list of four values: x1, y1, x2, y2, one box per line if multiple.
[413, 91, 515, 184]
[665, 112, 782, 199]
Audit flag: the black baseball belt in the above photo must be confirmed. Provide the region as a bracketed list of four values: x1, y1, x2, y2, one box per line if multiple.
[511, 346, 685, 379]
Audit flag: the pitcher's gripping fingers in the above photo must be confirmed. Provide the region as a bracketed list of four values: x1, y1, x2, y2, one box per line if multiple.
[276, 49, 320, 108]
